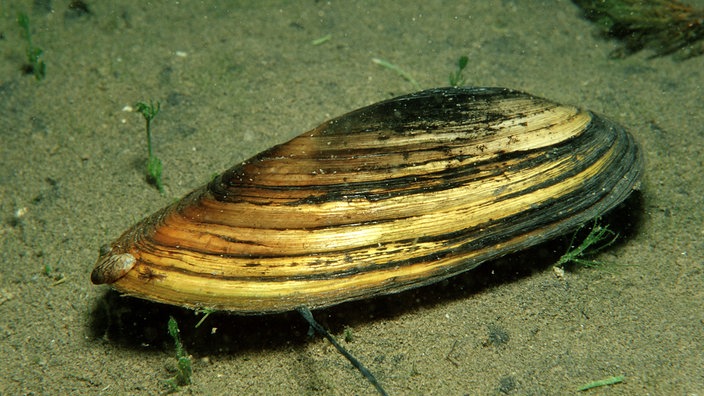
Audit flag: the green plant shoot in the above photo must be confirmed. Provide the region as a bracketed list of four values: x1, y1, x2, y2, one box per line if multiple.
[449, 55, 468, 86]
[164, 316, 192, 392]
[372, 58, 421, 90]
[555, 218, 618, 269]
[577, 375, 625, 391]
[195, 308, 216, 328]
[17, 12, 46, 80]
[135, 101, 164, 194]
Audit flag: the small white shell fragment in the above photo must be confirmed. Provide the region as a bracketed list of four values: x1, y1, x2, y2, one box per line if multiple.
[91, 252, 136, 284]
[553, 266, 565, 279]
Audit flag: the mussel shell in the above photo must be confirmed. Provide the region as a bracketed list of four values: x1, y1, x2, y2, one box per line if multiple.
[92, 87, 642, 313]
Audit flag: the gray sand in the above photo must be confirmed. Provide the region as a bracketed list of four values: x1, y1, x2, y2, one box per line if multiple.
[1, 1, 702, 394]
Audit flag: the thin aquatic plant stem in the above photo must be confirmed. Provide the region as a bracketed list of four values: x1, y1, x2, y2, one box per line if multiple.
[146, 117, 153, 159]
[297, 307, 388, 396]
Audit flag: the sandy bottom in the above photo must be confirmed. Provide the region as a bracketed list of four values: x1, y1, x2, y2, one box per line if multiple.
[1, 1, 702, 394]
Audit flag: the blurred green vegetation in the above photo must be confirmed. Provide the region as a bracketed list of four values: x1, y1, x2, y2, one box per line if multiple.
[574, 0, 704, 59]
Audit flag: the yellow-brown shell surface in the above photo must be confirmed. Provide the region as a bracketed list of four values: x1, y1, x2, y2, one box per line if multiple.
[92, 87, 642, 313]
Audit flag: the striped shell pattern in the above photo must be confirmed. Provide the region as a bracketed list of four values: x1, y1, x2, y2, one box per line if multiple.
[91, 87, 642, 313]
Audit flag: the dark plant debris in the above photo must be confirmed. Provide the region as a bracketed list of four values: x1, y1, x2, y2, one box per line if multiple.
[485, 323, 510, 347]
[573, 0, 704, 59]
[66, 0, 92, 19]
